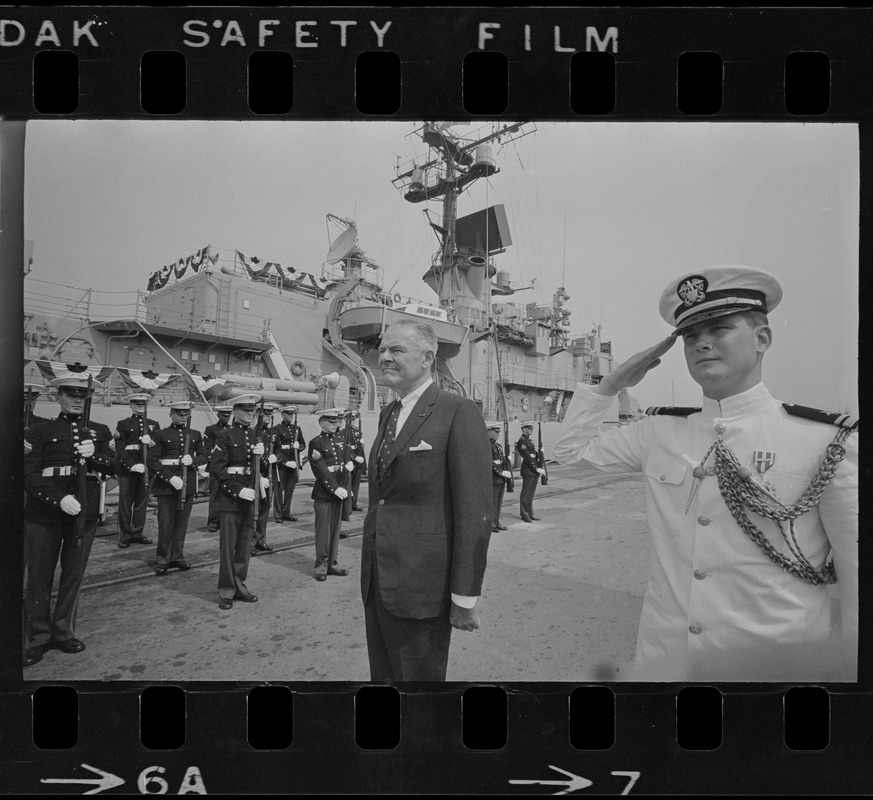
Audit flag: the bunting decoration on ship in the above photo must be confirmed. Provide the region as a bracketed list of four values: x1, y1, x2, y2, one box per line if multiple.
[114, 367, 181, 391]
[31, 360, 115, 385]
[235, 251, 332, 292]
[146, 246, 217, 292]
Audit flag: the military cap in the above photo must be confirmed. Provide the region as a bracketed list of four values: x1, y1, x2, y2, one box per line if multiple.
[125, 393, 151, 404]
[261, 402, 277, 413]
[214, 405, 233, 414]
[230, 393, 262, 408]
[659, 265, 783, 333]
[24, 383, 44, 396]
[169, 400, 193, 412]
[486, 422, 502, 431]
[317, 407, 342, 421]
[279, 405, 298, 414]
[52, 376, 101, 393]
[520, 421, 534, 429]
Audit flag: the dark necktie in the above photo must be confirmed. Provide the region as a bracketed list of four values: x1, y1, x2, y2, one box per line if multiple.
[377, 400, 402, 479]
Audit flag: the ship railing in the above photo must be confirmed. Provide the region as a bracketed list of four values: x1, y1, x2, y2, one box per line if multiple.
[499, 364, 578, 391]
[142, 304, 269, 342]
[24, 278, 145, 322]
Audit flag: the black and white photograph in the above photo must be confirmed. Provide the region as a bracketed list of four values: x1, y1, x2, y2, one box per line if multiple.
[17, 119, 858, 684]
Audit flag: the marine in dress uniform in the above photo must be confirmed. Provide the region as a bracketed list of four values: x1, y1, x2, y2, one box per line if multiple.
[203, 405, 233, 532]
[515, 423, 545, 522]
[23, 377, 117, 667]
[487, 423, 511, 532]
[553, 265, 859, 682]
[24, 384, 53, 458]
[271, 405, 305, 523]
[308, 408, 351, 581]
[114, 393, 158, 548]
[251, 403, 278, 555]
[146, 401, 208, 575]
[209, 395, 267, 609]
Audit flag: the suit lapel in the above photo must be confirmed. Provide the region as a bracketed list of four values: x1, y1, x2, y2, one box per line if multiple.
[383, 383, 439, 474]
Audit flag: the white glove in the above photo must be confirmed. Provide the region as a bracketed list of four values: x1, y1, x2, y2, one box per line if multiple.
[197, 465, 208, 477]
[24, 440, 32, 455]
[129, 463, 146, 474]
[285, 461, 297, 469]
[292, 442, 301, 450]
[169, 476, 184, 490]
[334, 487, 349, 500]
[345, 461, 354, 472]
[355, 456, 364, 464]
[260, 476, 270, 491]
[239, 487, 256, 501]
[60, 495, 81, 515]
[501, 471, 512, 478]
[180, 454, 193, 466]
[140, 435, 152, 445]
[75, 439, 95, 458]
[537, 468, 546, 476]
[252, 442, 265, 455]
[267, 454, 278, 464]
[109, 438, 116, 451]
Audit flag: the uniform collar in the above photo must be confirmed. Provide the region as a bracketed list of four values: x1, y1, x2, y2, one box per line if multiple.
[701, 382, 773, 420]
[58, 412, 81, 422]
[232, 421, 249, 430]
[172, 423, 187, 429]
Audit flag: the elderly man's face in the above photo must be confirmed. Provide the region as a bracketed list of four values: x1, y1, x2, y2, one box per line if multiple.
[378, 326, 434, 396]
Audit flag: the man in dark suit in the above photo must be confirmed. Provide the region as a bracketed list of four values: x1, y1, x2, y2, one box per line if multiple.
[361, 319, 492, 682]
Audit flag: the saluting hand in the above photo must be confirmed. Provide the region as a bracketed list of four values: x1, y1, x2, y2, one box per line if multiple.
[596, 335, 676, 396]
[450, 602, 481, 632]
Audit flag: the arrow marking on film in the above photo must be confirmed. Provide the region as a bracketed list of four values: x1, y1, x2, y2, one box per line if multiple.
[509, 764, 594, 795]
[40, 763, 125, 795]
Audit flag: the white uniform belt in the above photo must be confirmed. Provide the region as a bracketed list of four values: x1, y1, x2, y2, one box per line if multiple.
[42, 466, 101, 477]
[160, 458, 183, 465]
[327, 465, 343, 472]
[125, 444, 143, 450]
[226, 466, 251, 475]
[279, 444, 292, 448]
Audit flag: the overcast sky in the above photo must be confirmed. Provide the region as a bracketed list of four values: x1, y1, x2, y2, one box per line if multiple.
[23, 120, 858, 412]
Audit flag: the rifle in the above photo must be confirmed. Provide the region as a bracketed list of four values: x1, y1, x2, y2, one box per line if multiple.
[177, 410, 192, 511]
[537, 421, 549, 486]
[132, 395, 151, 521]
[267, 406, 281, 515]
[293, 409, 302, 471]
[341, 410, 354, 521]
[251, 398, 266, 524]
[76, 374, 94, 546]
[24, 391, 31, 430]
[357, 411, 366, 478]
[502, 419, 515, 493]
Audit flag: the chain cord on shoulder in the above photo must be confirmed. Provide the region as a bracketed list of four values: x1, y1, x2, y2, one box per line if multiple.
[714, 427, 851, 586]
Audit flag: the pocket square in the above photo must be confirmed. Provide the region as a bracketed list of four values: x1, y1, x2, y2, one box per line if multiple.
[409, 440, 432, 452]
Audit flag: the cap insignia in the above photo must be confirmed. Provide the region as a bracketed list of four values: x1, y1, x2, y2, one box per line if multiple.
[678, 276, 708, 307]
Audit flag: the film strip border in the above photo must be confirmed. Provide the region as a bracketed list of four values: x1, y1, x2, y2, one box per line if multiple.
[3, 683, 870, 793]
[0, 7, 870, 119]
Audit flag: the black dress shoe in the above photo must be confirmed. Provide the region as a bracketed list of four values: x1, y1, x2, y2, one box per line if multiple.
[283, 516, 298, 522]
[130, 536, 153, 545]
[492, 527, 500, 533]
[170, 560, 190, 571]
[219, 598, 233, 610]
[497, 524, 508, 530]
[234, 593, 258, 603]
[315, 574, 327, 582]
[521, 516, 532, 523]
[339, 533, 348, 539]
[117, 541, 130, 549]
[254, 544, 273, 553]
[155, 566, 168, 575]
[273, 518, 284, 524]
[327, 567, 349, 576]
[55, 637, 86, 654]
[352, 506, 363, 511]
[23, 645, 48, 667]
[530, 516, 541, 521]
[207, 524, 219, 532]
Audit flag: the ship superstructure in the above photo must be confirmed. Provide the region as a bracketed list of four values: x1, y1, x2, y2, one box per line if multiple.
[24, 122, 615, 439]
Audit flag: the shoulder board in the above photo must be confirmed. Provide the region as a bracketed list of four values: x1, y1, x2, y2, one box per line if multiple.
[782, 403, 859, 430]
[646, 406, 701, 417]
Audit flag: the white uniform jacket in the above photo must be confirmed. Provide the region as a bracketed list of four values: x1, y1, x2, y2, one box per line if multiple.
[553, 382, 858, 682]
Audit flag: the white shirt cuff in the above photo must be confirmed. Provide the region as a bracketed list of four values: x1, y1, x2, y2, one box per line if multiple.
[451, 593, 477, 609]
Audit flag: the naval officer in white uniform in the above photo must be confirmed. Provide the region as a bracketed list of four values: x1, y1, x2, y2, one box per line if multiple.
[553, 265, 858, 682]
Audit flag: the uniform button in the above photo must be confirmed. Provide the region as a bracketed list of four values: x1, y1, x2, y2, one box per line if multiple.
[689, 624, 703, 635]
[693, 569, 707, 580]
[379, 499, 385, 506]
[659, 474, 667, 482]
[697, 516, 711, 526]
[714, 423, 727, 435]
